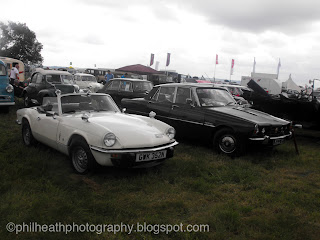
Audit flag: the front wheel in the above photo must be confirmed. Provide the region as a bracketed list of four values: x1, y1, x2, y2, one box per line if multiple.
[22, 120, 35, 146]
[70, 138, 97, 174]
[213, 128, 244, 156]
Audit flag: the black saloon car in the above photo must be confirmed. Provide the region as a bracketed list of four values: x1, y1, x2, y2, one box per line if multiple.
[22, 69, 78, 107]
[122, 83, 292, 155]
[97, 78, 153, 106]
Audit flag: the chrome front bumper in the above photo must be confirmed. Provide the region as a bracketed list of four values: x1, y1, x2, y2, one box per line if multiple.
[90, 141, 179, 153]
[249, 132, 292, 144]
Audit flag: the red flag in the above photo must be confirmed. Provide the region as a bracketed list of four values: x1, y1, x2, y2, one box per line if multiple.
[230, 59, 235, 75]
[216, 54, 218, 64]
[150, 53, 154, 66]
[166, 53, 171, 67]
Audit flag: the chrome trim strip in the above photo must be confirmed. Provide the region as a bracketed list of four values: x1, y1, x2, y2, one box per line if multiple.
[0, 102, 15, 106]
[249, 132, 292, 141]
[161, 115, 208, 127]
[90, 141, 179, 153]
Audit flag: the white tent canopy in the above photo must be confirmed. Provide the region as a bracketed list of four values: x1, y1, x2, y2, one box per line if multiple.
[241, 72, 282, 95]
[282, 75, 301, 92]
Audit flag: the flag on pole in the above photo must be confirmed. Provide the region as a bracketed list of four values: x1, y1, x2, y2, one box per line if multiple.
[150, 53, 154, 66]
[216, 54, 218, 64]
[277, 58, 281, 78]
[253, 57, 256, 73]
[230, 59, 235, 75]
[166, 53, 171, 67]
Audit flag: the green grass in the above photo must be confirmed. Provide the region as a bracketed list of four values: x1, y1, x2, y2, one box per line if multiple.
[1, 101, 320, 239]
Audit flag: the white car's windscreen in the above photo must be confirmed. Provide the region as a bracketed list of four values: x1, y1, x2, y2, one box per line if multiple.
[60, 95, 120, 114]
[42, 97, 59, 112]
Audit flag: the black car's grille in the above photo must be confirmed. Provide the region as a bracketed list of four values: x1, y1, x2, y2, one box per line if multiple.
[260, 125, 291, 137]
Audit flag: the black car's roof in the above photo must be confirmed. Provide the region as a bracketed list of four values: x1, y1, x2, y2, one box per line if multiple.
[111, 78, 151, 82]
[33, 69, 72, 76]
[154, 82, 227, 90]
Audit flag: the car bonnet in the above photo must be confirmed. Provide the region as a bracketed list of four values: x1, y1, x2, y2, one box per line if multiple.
[207, 106, 290, 126]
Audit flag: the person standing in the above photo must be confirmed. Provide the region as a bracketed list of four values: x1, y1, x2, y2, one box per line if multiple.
[10, 63, 20, 85]
[104, 70, 114, 85]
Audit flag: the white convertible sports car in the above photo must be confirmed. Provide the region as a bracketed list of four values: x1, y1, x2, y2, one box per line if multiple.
[16, 92, 178, 174]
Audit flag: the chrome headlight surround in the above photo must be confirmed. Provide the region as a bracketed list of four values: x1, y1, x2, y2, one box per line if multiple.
[103, 133, 116, 147]
[166, 127, 175, 140]
[253, 124, 259, 135]
[6, 84, 14, 93]
[74, 84, 80, 93]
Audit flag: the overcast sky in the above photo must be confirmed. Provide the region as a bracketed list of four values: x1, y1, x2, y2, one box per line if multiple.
[1, 0, 320, 86]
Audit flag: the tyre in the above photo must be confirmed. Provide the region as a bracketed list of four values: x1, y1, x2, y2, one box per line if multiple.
[70, 138, 97, 174]
[23, 93, 31, 107]
[213, 128, 244, 156]
[22, 120, 35, 146]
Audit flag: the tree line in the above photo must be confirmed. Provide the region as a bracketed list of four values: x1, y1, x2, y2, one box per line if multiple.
[0, 21, 43, 65]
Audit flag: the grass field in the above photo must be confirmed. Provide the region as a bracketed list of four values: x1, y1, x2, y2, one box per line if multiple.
[1, 101, 320, 240]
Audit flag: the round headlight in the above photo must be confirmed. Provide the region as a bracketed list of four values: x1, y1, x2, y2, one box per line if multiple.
[104, 133, 116, 147]
[166, 128, 175, 139]
[74, 84, 80, 93]
[6, 84, 14, 93]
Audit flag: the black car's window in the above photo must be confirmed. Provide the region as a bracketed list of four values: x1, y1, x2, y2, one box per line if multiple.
[196, 88, 235, 107]
[133, 82, 153, 92]
[175, 87, 191, 104]
[155, 86, 175, 103]
[119, 81, 133, 92]
[36, 74, 43, 84]
[31, 73, 38, 83]
[107, 80, 120, 90]
[151, 88, 160, 101]
[0, 65, 6, 76]
[46, 74, 61, 83]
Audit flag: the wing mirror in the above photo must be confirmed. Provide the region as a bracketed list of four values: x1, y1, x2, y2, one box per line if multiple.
[122, 108, 126, 113]
[149, 111, 156, 118]
[81, 113, 90, 122]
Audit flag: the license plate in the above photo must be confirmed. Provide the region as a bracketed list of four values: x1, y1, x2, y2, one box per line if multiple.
[136, 150, 167, 162]
[273, 139, 284, 145]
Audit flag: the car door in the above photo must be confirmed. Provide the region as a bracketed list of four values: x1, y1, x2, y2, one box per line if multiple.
[27, 73, 39, 100]
[105, 80, 121, 103]
[35, 73, 49, 103]
[118, 80, 133, 101]
[32, 112, 60, 150]
[170, 87, 207, 137]
[147, 86, 176, 123]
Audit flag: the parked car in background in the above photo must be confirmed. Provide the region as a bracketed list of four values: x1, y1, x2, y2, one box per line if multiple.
[22, 69, 79, 107]
[0, 60, 14, 113]
[97, 78, 153, 106]
[122, 83, 292, 156]
[16, 92, 178, 174]
[73, 73, 103, 93]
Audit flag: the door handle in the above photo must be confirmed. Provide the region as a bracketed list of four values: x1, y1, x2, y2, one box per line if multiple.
[37, 117, 41, 121]
[171, 105, 179, 110]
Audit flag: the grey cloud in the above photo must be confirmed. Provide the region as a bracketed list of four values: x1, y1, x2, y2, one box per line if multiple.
[79, 0, 177, 21]
[165, 0, 320, 34]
